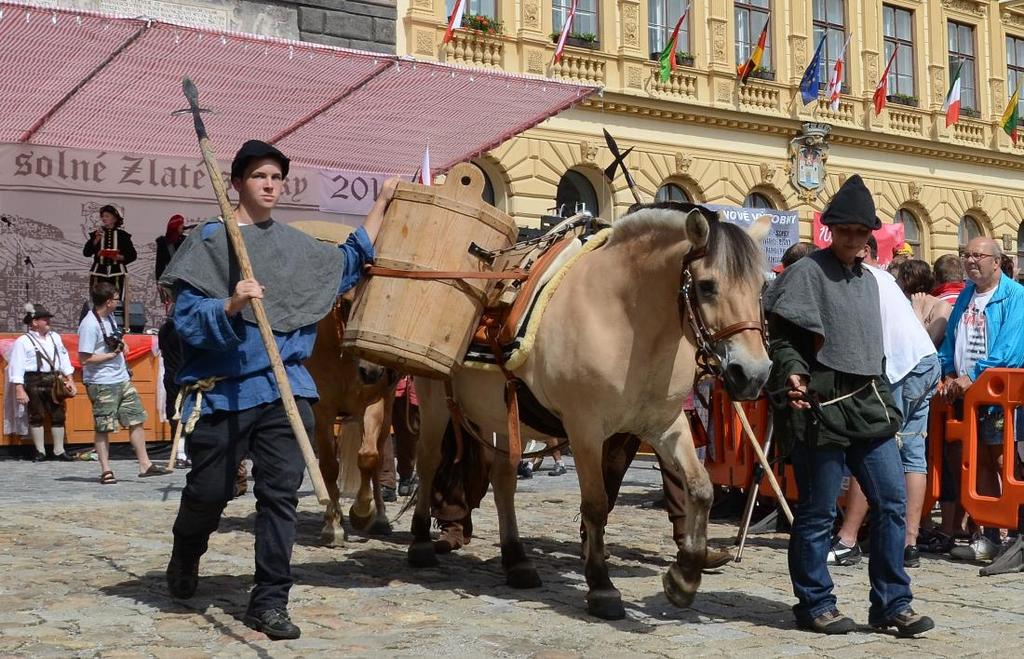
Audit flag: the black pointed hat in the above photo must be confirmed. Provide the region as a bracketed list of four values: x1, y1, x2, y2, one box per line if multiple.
[819, 174, 881, 230]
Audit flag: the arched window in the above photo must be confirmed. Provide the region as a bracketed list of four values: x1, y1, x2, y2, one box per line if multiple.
[655, 182, 691, 203]
[895, 208, 921, 257]
[959, 214, 983, 247]
[744, 191, 775, 209]
[555, 170, 599, 217]
[481, 169, 495, 206]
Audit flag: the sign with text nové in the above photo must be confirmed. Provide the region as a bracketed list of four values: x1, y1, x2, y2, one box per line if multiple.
[706, 205, 799, 268]
[317, 170, 391, 216]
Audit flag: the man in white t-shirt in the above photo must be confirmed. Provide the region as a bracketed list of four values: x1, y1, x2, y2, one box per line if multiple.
[829, 237, 940, 569]
[78, 282, 170, 484]
[937, 237, 1024, 562]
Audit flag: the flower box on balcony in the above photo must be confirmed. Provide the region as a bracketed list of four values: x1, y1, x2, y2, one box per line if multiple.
[749, 68, 775, 82]
[461, 12, 502, 35]
[649, 51, 694, 67]
[960, 107, 981, 119]
[886, 94, 919, 108]
[551, 31, 599, 50]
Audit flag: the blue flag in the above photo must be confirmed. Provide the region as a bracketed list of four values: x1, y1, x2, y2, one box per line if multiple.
[799, 36, 827, 105]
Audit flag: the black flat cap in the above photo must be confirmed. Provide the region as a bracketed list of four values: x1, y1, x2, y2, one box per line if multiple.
[230, 140, 290, 180]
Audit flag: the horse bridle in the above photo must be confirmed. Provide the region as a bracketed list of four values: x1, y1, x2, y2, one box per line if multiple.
[678, 244, 769, 383]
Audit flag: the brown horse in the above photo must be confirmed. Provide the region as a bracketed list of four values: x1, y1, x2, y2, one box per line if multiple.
[292, 221, 397, 545]
[409, 203, 772, 619]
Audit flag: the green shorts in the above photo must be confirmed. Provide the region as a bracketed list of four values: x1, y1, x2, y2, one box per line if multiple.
[86, 381, 147, 433]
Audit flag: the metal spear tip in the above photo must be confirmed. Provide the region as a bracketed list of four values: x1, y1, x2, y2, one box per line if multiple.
[182, 76, 199, 104]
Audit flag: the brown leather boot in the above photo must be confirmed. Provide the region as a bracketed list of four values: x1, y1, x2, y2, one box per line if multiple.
[434, 520, 468, 554]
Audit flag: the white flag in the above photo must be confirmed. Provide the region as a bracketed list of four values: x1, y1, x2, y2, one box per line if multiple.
[420, 145, 431, 186]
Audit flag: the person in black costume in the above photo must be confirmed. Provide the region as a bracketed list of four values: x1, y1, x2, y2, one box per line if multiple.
[83, 204, 137, 301]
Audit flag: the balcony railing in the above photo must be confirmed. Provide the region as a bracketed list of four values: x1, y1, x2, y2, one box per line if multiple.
[443, 30, 504, 68]
[551, 50, 606, 85]
[650, 65, 697, 99]
[738, 81, 782, 113]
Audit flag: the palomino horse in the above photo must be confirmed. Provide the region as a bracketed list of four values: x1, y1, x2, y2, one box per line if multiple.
[408, 203, 772, 619]
[292, 221, 397, 545]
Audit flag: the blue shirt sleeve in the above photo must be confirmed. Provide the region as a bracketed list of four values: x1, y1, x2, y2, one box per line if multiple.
[173, 284, 244, 351]
[337, 226, 375, 295]
[974, 286, 1024, 378]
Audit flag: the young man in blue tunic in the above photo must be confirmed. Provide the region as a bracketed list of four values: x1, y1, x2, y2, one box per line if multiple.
[159, 140, 395, 640]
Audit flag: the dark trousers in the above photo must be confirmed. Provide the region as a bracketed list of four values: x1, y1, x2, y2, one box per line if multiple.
[171, 399, 311, 613]
[788, 438, 912, 624]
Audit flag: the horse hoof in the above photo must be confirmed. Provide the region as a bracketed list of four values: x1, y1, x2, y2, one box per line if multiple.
[506, 563, 542, 589]
[663, 563, 698, 609]
[348, 504, 374, 531]
[408, 541, 439, 568]
[319, 528, 347, 547]
[586, 589, 625, 620]
[367, 518, 393, 536]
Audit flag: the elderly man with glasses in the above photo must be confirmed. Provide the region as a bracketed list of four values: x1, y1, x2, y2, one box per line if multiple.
[937, 237, 1024, 562]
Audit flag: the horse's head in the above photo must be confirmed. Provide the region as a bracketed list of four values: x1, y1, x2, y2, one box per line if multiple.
[673, 205, 772, 400]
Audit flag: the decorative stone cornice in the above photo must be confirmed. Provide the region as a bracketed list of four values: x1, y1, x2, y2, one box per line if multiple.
[942, 0, 986, 17]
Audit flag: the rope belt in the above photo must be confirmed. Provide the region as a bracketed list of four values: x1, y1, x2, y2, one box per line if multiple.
[173, 376, 224, 435]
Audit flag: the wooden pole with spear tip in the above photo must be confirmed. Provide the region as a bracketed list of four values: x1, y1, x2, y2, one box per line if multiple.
[177, 76, 330, 505]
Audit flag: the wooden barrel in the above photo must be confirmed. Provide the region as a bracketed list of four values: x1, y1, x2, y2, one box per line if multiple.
[343, 163, 518, 378]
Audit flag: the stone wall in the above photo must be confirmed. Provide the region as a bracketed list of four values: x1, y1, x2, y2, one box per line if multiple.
[284, 0, 397, 53]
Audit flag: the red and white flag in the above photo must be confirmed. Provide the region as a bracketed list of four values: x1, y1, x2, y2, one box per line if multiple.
[553, 0, 579, 64]
[442, 0, 466, 45]
[872, 45, 899, 115]
[944, 60, 965, 127]
[420, 145, 431, 186]
[826, 34, 852, 111]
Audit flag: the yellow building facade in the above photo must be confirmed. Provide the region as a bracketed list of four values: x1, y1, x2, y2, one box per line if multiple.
[399, 0, 1024, 262]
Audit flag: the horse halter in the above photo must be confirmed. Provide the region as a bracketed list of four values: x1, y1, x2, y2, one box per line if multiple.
[678, 244, 769, 382]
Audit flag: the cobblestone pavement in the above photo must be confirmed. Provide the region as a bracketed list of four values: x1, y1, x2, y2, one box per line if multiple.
[1, 454, 1021, 657]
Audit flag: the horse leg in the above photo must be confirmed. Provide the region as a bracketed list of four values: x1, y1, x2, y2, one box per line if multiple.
[491, 445, 541, 589]
[573, 433, 625, 620]
[648, 412, 711, 609]
[367, 396, 394, 536]
[347, 411, 377, 532]
[408, 378, 446, 568]
[314, 406, 345, 546]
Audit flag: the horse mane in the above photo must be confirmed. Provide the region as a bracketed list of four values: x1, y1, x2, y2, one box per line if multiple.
[609, 201, 764, 282]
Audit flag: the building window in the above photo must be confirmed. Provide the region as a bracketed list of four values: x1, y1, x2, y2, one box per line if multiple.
[895, 208, 921, 257]
[556, 170, 599, 217]
[554, 0, 598, 41]
[958, 214, 982, 247]
[1007, 35, 1024, 123]
[655, 182, 691, 203]
[649, 0, 689, 57]
[883, 5, 914, 98]
[735, 1, 771, 73]
[813, 0, 846, 88]
[948, 21, 977, 112]
[745, 192, 775, 209]
[445, 0, 497, 20]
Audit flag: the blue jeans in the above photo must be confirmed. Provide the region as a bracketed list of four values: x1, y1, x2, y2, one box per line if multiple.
[788, 437, 913, 624]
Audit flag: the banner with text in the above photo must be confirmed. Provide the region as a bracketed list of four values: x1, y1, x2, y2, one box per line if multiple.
[706, 205, 800, 269]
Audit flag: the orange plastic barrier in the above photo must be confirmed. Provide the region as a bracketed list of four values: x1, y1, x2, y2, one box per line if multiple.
[928, 369, 1024, 530]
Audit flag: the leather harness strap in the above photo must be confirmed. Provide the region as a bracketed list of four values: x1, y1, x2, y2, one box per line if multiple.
[367, 265, 528, 281]
[711, 321, 765, 343]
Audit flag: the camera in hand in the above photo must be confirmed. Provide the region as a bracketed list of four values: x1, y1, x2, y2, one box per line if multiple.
[104, 325, 126, 353]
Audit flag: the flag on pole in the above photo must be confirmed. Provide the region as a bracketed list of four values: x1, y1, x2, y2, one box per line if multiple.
[553, 0, 579, 64]
[1001, 84, 1021, 145]
[872, 45, 899, 115]
[798, 36, 826, 105]
[420, 145, 431, 186]
[826, 34, 852, 111]
[442, 0, 466, 45]
[736, 17, 770, 84]
[658, 4, 691, 83]
[943, 60, 965, 127]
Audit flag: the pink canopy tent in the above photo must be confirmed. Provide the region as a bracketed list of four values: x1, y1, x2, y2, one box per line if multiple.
[0, 1, 597, 176]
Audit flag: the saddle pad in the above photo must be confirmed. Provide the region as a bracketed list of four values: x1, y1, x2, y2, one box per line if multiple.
[463, 228, 612, 371]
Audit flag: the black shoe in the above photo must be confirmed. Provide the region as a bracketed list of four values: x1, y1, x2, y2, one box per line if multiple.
[32, 451, 46, 463]
[54, 452, 74, 462]
[397, 476, 416, 497]
[871, 607, 934, 637]
[381, 486, 397, 503]
[796, 608, 857, 635]
[826, 537, 862, 566]
[244, 608, 301, 640]
[904, 544, 921, 568]
[516, 462, 533, 479]
[166, 551, 200, 599]
[548, 463, 567, 476]
[174, 458, 191, 469]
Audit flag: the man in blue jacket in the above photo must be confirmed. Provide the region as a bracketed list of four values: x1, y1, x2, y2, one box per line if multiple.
[937, 236, 1024, 562]
[159, 140, 395, 640]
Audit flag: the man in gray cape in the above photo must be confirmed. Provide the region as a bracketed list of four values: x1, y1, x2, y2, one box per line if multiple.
[764, 174, 933, 637]
[159, 140, 395, 640]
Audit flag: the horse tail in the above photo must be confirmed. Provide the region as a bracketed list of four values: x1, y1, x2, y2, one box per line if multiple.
[337, 417, 363, 498]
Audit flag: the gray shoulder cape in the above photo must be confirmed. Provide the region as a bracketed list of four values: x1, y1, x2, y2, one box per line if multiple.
[762, 249, 883, 377]
[159, 219, 344, 334]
